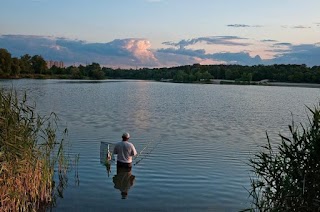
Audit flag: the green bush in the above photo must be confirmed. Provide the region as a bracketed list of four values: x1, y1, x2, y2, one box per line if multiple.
[246, 104, 320, 211]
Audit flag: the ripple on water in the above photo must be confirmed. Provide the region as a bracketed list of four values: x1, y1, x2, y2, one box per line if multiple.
[1, 80, 319, 211]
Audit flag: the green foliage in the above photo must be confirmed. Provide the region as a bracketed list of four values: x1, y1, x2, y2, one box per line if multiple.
[0, 48, 12, 76]
[50, 65, 65, 75]
[173, 70, 188, 82]
[247, 105, 320, 211]
[87, 63, 105, 79]
[31, 55, 48, 74]
[20, 54, 33, 74]
[69, 66, 82, 79]
[10, 57, 21, 76]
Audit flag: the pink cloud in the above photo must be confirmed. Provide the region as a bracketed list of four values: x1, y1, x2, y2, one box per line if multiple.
[123, 39, 158, 65]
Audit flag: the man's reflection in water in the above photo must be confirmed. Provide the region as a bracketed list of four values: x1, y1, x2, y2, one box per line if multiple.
[113, 167, 135, 199]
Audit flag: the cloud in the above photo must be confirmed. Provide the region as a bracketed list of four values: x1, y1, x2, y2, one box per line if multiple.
[155, 50, 226, 67]
[122, 39, 158, 64]
[158, 47, 205, 58]
[154, 52, 203, 67]
[227, 24, 262, 28]
[282, 25, 311, 29]
[163, 36, 250, 49]
[0, 35, 159, 67]
[261, 39, 278, 43]
[266, 42, 291, 54]
[268, 44, 320, 66]
[157, 46, 261, 65]
[159, 37, 320, 66]
[1, 34, 319, 67]
[160, 36, 257, 65]
[209, 52, 262, 65]
[292, 25, 311, 29]
[227, 24, 250, 28]
[273, 42, 292, 46]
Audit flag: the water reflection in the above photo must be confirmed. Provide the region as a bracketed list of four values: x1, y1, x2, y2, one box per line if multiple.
[113, 167, 136, 199]
[105, 161, 112, 177]
[131, 81, 152, 130]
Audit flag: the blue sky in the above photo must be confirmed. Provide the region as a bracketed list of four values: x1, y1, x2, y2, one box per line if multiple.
[1, 0, 319, 67]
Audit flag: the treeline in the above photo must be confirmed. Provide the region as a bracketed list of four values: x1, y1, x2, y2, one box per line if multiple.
[0, 48, 106, 79]
[106, 64, 320, 84]
[1, 48, 320, 83]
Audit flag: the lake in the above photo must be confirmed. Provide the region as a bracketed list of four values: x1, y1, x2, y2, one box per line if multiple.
[1, 79, 319, 211]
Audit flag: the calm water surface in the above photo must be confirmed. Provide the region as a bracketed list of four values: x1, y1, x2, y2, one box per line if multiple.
[1, 79, 319, 211]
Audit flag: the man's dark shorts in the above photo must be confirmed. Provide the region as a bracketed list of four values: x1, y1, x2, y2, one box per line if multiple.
[117, 161, 132, 172]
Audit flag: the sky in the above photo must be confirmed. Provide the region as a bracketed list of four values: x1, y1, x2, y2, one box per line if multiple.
[0, 0, 320, 68]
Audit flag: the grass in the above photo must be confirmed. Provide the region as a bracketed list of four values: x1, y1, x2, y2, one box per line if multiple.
[0, 89, 69, 211]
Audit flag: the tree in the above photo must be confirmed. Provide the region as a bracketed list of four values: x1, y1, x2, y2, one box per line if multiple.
[70, 67, 82, 79]
[173, 70, 187, 82]
[31, 55, 47, 74]
[86, 63, 105, 79]
[20, 54, 33, 74]
[11, 57, 21, 76]
[50, 65, 64, 75]
[239, 72, 252, 82]
[91, 69, 105, 79]
[224, 69, 232, 80]
[78, 65, 87, 77]
[202, 71, 213, 81]
[0, 48, 12, 75]
[194, 71, 203, 81]
[188, 73, 196, 82]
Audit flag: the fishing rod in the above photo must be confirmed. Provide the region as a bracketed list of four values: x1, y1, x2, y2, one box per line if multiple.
[133, 139, 155, 161]
[132, 133, 162, 166]
[134, 139, 162, 166]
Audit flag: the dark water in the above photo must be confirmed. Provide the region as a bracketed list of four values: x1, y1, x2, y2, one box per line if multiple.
[1, 79, 319, 211]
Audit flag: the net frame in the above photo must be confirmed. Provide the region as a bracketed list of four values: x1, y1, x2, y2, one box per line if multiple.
[100, 142, 116, 164]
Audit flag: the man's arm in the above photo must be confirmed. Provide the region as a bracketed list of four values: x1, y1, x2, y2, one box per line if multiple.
[131, 145, 137, 156]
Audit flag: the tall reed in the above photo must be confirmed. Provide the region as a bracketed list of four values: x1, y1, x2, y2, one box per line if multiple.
[0, 89, 68, 211]
[245, 104, 320, 211]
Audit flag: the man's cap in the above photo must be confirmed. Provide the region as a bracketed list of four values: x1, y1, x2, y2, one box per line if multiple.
[122, 132, 130, 138]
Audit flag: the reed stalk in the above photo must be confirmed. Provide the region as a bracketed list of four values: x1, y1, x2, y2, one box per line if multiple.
[244, 104, 320, 211]
[0, 89, 69, 211]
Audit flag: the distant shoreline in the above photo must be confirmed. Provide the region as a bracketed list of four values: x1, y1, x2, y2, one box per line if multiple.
[211, 79, 320, 89]
[266, 82, 320, 88]
[2, 77, 320, 89]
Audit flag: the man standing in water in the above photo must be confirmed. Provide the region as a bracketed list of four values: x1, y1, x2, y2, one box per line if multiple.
[113, 132, 137, 171]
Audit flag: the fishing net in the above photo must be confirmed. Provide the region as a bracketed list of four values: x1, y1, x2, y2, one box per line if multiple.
[100, 142, 116, 164]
